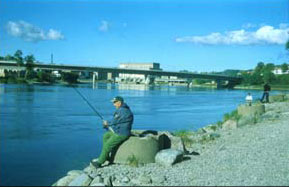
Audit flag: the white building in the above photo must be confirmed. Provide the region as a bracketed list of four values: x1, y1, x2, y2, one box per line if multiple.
[119, 63, 162, 71]
[117, 63, 162, 83]
[272, 67, 289, 75]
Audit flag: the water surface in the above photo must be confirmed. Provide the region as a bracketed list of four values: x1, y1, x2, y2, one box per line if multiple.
[0, 83, 283, 186]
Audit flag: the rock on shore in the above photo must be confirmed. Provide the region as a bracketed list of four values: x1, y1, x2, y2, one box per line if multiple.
[53, 95, 289, 186]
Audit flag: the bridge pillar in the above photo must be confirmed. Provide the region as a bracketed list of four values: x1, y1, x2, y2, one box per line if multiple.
[216, 80, 224, 89]
[216, 80, 238, 89]
[145, 75, 155, 85]
[106, 72, 119, 82]
[107, 72, 112, 80]
[187, 78, 193, 87]
[93, 72, 98, 80]
[226, 80, 238, 89]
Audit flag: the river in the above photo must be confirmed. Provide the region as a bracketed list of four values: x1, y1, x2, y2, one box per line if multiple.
[0, 83, 282, 186]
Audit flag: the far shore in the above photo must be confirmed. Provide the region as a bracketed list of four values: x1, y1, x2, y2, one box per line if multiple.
[2, 78, 289, 91]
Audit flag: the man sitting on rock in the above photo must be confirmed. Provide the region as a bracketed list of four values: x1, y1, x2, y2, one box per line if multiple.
[91, 96, 134, 168]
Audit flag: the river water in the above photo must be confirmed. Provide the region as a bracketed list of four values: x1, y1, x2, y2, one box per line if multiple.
[0, 83, 283, 186]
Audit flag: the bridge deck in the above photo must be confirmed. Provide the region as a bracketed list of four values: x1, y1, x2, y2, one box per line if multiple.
[0, 61, 242, 82]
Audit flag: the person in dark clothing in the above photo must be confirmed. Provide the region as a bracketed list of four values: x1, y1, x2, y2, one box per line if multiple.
[91, 96, 133, 168]
[260, 83, 271, 103]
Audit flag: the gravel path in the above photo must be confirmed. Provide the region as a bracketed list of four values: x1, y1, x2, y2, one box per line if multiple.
[182, 101, 289, 186]
[94, 102, 289, 186]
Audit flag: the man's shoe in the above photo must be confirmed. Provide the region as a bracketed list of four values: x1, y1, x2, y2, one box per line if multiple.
[90, 161, 101, 169]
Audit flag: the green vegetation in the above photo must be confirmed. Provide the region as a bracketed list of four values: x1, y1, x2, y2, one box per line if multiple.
[241, 62, 289, 86]
[126, 154, 139, 167]
[0, 50, 78, 85]
[223, 109, 241, 122]
[37, 71, 55, 83]
[61, 72, 79, 84]
[174, 130, 195, 147]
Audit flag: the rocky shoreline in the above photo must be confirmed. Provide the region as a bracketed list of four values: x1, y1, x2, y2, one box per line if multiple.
[52, 94, 289, 186]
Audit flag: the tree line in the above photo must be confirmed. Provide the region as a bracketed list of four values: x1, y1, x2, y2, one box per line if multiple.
[0, 50, 78, 84]
[240, 62, 289, 85]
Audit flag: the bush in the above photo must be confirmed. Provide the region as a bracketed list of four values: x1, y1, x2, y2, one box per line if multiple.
[37, 71, 55, 83]
[26, 70, 37, 80]
[223, 109, 241, 122]
[62, 72, 79, 84]
[174, 130, 195, 147]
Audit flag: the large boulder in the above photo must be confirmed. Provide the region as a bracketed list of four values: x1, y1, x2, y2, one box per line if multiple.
[53, 175, 77, 186]
[131, 130, 186, 153]
[155, 149, 183, 167]
[157, 131, 186, 152]
[285, 94, 289, 101]
[68, 173, 92, 186]
[237, 104, 265, 117]
[113, 135, 159, 164]
[269, 95, 285, 102]
[237, 114, 256, 126]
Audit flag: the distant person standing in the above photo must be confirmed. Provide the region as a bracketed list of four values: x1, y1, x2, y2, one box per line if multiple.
[260, 83, 271, 103]
[245, 93, 253, 106]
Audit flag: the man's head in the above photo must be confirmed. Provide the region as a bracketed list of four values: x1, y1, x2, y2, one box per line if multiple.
[111, 96, 124, 109]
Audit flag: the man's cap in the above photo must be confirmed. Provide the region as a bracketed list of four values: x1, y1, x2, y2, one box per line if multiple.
[111, 96, 124, 103]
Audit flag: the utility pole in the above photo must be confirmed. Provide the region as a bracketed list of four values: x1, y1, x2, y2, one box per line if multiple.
[51, 53, 54, 64]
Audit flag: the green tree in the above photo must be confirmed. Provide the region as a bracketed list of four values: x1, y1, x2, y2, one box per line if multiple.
[262, 63, 275, 83]
[264, 63, 275, 72]
[278, 74, 289, 84]
[14, 50, 24, 78]
[286, 40, 289, 50]
[24, 55, 35, 79]
[255, 62, 265, 73]
[263, 71, 276, 84]
[14, 50, 24, 64]
[62, 72, 79, 84]
[4, 55, 16, 61]
[250, 72, 263, 85]
[281, 63, 288, 73]
[37, 71, 54, 83]
[240, 72, 252, 85]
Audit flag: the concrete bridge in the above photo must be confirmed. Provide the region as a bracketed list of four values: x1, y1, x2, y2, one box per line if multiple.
[0, 61, 242, 88]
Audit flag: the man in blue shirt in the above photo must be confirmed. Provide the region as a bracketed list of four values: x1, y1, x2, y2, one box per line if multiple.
[91, 96, 133, 168]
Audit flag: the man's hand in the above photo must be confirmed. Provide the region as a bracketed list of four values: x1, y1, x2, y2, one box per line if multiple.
[102, 120, 108, 128]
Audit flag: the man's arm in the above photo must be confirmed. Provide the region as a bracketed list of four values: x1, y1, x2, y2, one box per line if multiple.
[102, 120, 115, 133]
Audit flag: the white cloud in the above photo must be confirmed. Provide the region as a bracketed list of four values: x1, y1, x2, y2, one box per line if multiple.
[46, 29, 64, 40]
[242, 23, 257, 29]
[98, 20, 109, 32]
[175, 24, 289, 45]
[6, 21, 64, 42]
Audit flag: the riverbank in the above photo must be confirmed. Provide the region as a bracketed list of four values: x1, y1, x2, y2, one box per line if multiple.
[235, 84, 289, 91]
[52, 94, 289, 186]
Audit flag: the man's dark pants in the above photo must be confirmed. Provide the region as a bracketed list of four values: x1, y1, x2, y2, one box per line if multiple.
[261, 92, 269, 103]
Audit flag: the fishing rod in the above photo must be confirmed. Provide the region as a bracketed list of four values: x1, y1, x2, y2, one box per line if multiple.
[72, 86, 114, 133]
[73, 86, 104, 120]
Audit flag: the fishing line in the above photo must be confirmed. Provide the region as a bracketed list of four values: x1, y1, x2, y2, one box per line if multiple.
[72, 86, 115, 133]
[73, 86, 104, 120]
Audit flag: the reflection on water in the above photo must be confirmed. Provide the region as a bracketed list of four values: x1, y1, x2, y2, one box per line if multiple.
[0, 83, 283, 186]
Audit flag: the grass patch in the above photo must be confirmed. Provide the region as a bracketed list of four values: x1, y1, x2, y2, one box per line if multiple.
[174, 130, 195, 148]
[223, 109, 241, 122]
[127, 154, 139, 167]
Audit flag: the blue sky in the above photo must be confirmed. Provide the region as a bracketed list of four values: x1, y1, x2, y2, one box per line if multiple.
[1, 0, 289, 72]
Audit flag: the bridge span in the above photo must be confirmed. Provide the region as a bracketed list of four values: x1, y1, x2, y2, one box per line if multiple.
[0, 61, 242, 88]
